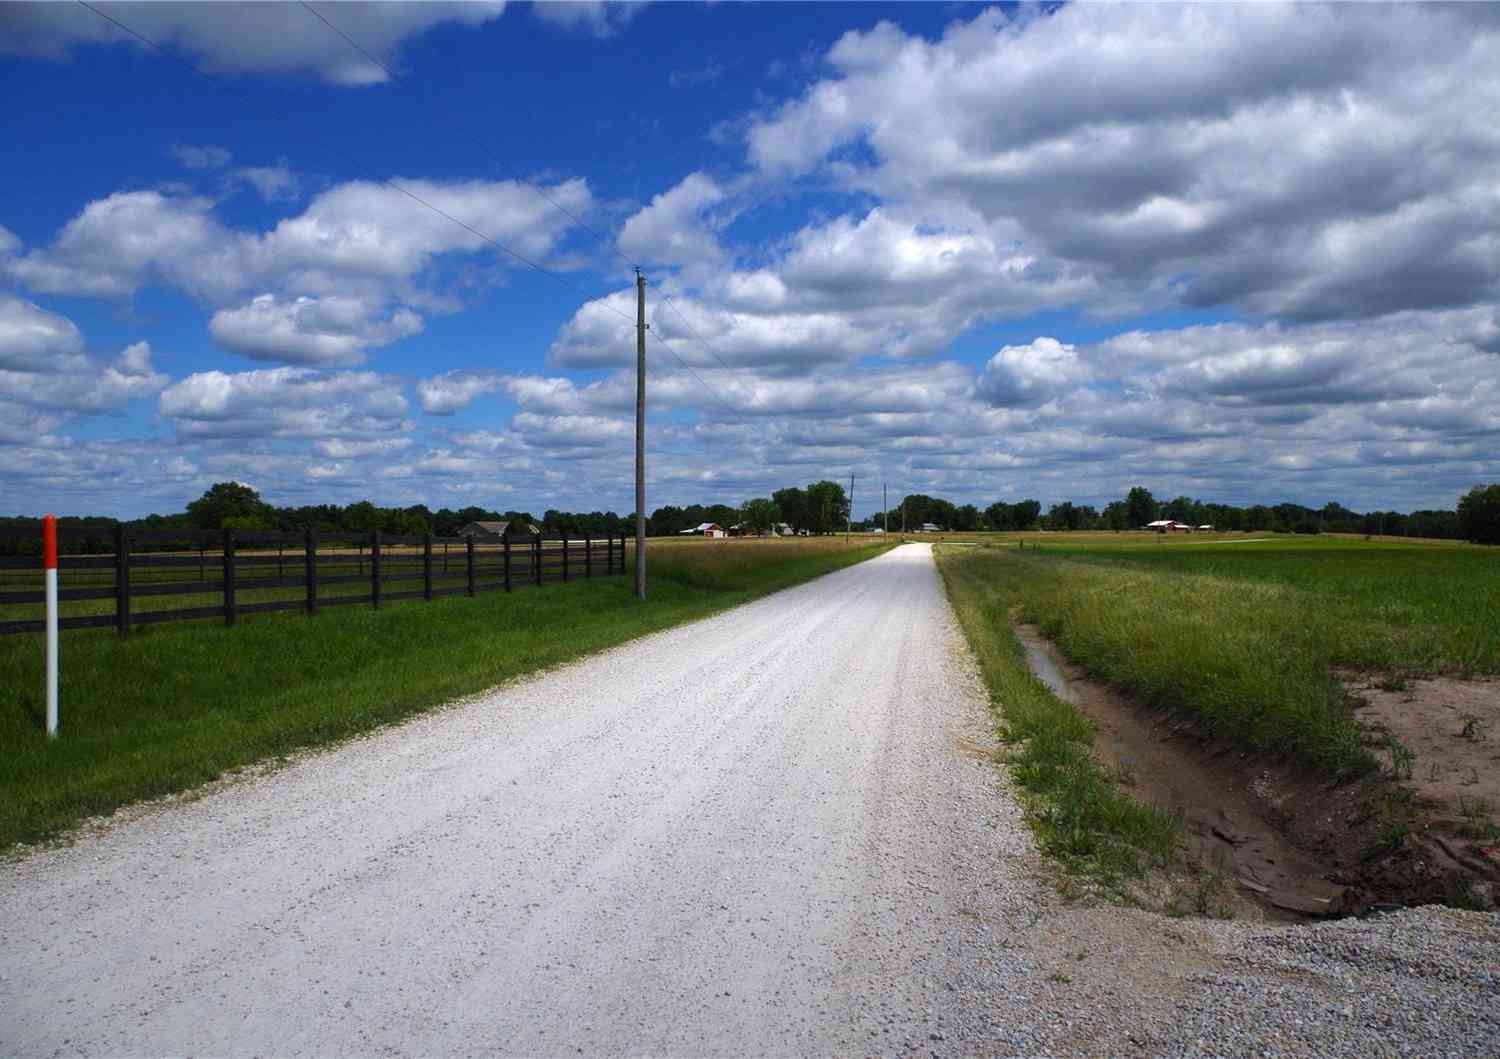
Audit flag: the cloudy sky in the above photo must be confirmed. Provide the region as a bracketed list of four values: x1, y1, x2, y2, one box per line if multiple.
[2, 1, 1498, 519]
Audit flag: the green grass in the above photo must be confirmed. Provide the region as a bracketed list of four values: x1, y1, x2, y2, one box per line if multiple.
[938, 536, 1500, 777]
[935, 547, 1180, 887]
[0, 537, 892, 851]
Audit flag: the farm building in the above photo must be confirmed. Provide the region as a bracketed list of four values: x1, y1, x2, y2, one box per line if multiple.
[679, 523, 727, 538]
[457, 520, 540, 541]
[920, 522, 942, 533]
[1145, 519, 1193, 533]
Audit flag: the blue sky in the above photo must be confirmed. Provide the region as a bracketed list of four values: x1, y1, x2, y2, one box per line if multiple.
[2, 1, 1498, 519]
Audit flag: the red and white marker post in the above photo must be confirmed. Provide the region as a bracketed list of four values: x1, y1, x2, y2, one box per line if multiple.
[43, 513, 58, 738]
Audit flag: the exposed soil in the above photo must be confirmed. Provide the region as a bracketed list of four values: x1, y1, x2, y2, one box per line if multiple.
[1015, 625, 1500, 919]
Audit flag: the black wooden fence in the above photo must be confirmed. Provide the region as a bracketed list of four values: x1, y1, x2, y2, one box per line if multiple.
[0, 527, 626, 636]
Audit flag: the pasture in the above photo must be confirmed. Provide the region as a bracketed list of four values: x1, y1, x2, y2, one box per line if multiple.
[0, 536, 892, 851]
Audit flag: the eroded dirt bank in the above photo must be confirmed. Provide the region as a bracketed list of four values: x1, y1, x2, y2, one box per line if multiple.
[1017, 625, 1500, 917]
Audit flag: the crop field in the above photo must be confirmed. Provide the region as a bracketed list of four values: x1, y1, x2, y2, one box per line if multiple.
[0, 535, 892, 850]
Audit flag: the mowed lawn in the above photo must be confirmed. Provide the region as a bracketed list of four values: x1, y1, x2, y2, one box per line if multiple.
[1, 537, 892, 851]
[939, 534, 1499, 775]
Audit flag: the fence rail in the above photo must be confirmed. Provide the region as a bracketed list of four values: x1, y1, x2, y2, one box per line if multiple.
[0, 527, 626, 636]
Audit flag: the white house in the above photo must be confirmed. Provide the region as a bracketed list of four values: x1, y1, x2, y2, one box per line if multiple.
[679, 522, 727, 538]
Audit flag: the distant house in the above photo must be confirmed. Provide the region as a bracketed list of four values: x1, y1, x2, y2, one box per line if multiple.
[679, 522, 727, 538]
[774, 523, 795, 537]
[1145, 519, 1192, 533]
[920, 522, 942, 533]
[1197, 524, 1214, 531]
[458, 520, 540, 541]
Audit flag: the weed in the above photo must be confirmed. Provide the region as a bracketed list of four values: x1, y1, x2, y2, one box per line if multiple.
[1046, 972, 1073, 984]
[1375, 674, 1410, 692]
[1458, 798, 1500, 842]
[1459, 714, 1487, 740]
[1385, 735, 1416, 782]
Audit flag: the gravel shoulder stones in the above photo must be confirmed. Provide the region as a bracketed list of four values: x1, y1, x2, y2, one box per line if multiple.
[1, 543, 1495, 1056]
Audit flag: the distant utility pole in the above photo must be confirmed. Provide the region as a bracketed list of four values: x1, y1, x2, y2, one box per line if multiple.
[883, 482, 888, 535]
[846, 473, 854, 542]
[635, 269, 647, 601]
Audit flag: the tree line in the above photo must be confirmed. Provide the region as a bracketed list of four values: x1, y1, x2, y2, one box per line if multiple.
[4, 480, 1497, 555]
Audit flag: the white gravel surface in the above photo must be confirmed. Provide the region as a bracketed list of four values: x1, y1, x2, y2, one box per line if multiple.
[2, 543, 1496, 1056]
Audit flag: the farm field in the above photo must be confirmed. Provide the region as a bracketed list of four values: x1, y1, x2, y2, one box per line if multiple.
[0, 536, 892, 850]
[937, 535, 1500, 908]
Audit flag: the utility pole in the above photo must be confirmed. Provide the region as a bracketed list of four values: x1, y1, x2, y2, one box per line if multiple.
[883, 481, 888, 536]
[635, 269, 647, 601]
[846, 473, 854, 542]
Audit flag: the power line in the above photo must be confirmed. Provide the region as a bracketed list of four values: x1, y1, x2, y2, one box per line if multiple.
[649, 286, 743, 380]
[297, 0, 641, 277]
[74, 0, 637, 329]
[646, 328, 747, 425]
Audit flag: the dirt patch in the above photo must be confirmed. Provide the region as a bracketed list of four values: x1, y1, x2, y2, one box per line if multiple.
[1346, 672, 1500, 905]
[1015, 626, 1500, 918]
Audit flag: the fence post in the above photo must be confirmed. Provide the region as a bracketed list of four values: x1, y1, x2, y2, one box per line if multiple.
[371, 530, 382, 609]
[562, 534, 569, 582]
[115, 523, 131, 638]
[423, 533, 433, 601]
[223, 528, 237, 626]
[533, 535, 541, 587]
[466, 535, 476, 597]
[305, 526, 318, 615]
[585, 535, 593, 578]
[504, 536, 512, 592]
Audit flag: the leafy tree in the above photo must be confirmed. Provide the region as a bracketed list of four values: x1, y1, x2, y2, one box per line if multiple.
[186, 481, 275, 530]
[1102, 500, 1129, 531]
[1124, 486, 1157, 528]
[804, 480, 850, 534]
[742, 497, 781, 534]
[954, 504, 981, 531]
[1011, 499, 1042, 529]
[1458, 484, 1500, 544]
[772, 487, 809, 533]
[984, 502, 1011, 531]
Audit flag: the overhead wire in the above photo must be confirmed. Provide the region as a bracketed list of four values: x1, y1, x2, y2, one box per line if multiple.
[82, 0, 752, 424]
[298, 0, 642, 277]
[74, 0, 637, 328]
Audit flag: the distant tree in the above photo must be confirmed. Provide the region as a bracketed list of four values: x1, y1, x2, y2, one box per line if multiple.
[1124, 486, 1157, 528]
[1458, 484, 1500, 544]
[1102, 500, 1129, 531]
[954, 504, 981, 531]
[186, 481, 275, 530]
[984, 502, 1012, 531]
[1011, 499, 1042, 529]
[804, 480, 850, 534]
[772, 487, 809, 533]
[1045, 501, 1076, 530]
[342, 500, 382, 534]
[1244, 505, 1276, 531]
[648, 505, 688, 536]
[742, 497, 781, 534]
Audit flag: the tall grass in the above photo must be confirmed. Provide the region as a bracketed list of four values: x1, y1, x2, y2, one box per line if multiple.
[936, 548, 1180, 885]
[0, 537, 891, 851]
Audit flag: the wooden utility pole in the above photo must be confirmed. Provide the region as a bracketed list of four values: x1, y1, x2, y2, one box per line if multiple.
[883, 482, 888, 535]
[846, 473, 853, 542]
[635, 269, 647, 600]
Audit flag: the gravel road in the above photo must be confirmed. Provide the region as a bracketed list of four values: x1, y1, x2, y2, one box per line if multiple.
[2, 543, 1496, 1056]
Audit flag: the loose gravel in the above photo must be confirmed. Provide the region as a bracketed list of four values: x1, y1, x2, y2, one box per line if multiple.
[1, 543, 1495, 1056]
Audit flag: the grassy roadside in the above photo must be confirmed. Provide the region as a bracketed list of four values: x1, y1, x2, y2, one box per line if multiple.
[1, 538, 892, 851]
[935, 546, 1180, 888]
